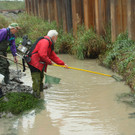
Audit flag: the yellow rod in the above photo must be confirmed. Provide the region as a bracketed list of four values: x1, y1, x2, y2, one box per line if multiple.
[53, 64, 112, 77]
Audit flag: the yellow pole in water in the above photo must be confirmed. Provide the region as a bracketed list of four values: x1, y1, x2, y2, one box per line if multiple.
[53, 64, 112, 77]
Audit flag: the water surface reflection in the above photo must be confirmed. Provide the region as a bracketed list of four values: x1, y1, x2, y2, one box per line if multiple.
[0, 54, 135, 135]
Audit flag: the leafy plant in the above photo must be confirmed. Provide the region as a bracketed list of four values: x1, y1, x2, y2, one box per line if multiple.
[0, 15, 10, 29]
[0, 92, 44, 115]
[16, 13, 57, 42]
[72, 26, 106, 59]
[55, 31, 74, 54]
[0, 1, 25, 10]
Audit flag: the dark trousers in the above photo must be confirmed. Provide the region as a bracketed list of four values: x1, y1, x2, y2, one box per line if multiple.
[0, 52, 10, 84]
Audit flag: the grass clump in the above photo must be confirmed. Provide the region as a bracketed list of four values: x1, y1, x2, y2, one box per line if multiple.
[0, 15, 10, 29]
[55, 30, 74, 54]
[99, 31, 135, 91]
[16, 13, 57, 42]
[0, 92, 44, 115]
[72, 25, 106, 59]
[0, 1, 25, 10]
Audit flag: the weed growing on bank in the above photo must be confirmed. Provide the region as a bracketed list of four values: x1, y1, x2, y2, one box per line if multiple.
[0, 1, 25, 10]
[0, 92, 44, 115]
[99, 32, 135, 91]
[0, 15, 10, 29]
[16, 13, 57, 42]
[55, 31, 74, 54]
[15, 14, 107, 59]
[72, 25, 106, 59]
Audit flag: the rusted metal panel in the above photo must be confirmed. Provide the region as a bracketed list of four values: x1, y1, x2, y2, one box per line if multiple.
[26, 0, 31, 15]
[46, 0, 55, 22]
[34, 0, 38, 16]
[76, 0, 84, 25]
[64, 0, 72, 32]
[25, 0, 28, 13]
[25, 0, 135, 42]
[29, 0, 32, 15]
[31, 0, 34, 15]
[61, 0, 67, 32]
[71, 0, 77, 35]
[56, 0, 63, 26]
[42, 0, 48, 20]
[105, 0, 111, 23]
[61, 0, 72, 33]
[95, 0, 111, 35]
[111, 0, 117, 42]
[83, 0, 95, 29]
[41, 0, 45, 19]
[50, 0, 55, 21]
[111, 0, 127, 42]
[122, 0, 127, 31]
[72, 0, 84, 35]
[127, 0, 135, 40]
[54, 0, 59, 26]
[38, 0, 42, 17]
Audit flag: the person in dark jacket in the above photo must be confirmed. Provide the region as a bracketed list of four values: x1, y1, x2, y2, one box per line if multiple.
[0, 23, 21, 84]
[28, 30, 68, 98]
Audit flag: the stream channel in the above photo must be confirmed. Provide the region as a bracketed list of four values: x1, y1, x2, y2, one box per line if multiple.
[0, 54, 135, 135]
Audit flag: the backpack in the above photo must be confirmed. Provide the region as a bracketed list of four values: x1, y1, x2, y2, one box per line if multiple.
[22, 37, 51, 71]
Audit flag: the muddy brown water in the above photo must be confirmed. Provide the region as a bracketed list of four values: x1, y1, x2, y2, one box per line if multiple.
[0, 54, 135, 135]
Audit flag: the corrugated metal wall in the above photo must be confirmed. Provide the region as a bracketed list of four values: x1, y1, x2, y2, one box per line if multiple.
[25, 0, 135, 42]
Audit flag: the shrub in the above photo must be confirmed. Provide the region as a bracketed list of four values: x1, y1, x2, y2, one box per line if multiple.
[72, 26, 106, 59]
[101, 32, 134, 69]
[99, 31, 135, 91]
[0, 1, 25, 10]
[0, 92, 44, 115]
[0, 15, 10, 29]
[16, 13, 57, 42]
[55, 30, 74, 54]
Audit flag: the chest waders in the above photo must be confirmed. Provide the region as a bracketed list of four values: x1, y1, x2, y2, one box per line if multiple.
[0, 40, 10, 84]
[29, 64, 45, 98]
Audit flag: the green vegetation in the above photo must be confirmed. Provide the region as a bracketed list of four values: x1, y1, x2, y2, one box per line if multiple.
[1, 12, 135, 107]
[0, 13, 107, 59]
[55, 32, 74, 54]
[99, 32, 135, 91]
[0, 92, 44, 115]
[0, 1, 25, 10]
[72, 25, 106, 59]
[16, 13, 58, 43]
[0, 15, 10, 28]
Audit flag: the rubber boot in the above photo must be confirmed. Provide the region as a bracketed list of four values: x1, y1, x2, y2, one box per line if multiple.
[4, 73, 10, 84]
[40, 71, 44, 92]
[0, 88, 3, 98]
[31, 72, 41, 98]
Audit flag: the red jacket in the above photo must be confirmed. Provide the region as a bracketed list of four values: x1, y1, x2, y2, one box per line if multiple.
[28, 36, 65, 72]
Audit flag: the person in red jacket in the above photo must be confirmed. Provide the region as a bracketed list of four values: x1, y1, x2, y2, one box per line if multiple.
[28, 30, 68, 98]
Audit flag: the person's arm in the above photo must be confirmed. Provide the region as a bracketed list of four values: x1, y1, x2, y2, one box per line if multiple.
[50, 51, 68, 68]
[50, 51, 65, 65]
[10, 37, 17, 62]
[0, 29, 7, 42]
